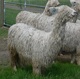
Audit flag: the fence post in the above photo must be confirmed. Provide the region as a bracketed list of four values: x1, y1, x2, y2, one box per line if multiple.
[0, 0, 4, 27]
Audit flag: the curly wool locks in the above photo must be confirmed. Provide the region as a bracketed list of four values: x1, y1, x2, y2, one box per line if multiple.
[8, 6, 76, 75]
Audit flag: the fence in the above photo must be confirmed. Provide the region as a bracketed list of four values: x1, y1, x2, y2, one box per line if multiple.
[0, 0, 71, 27]
[4, 0, 48, 27]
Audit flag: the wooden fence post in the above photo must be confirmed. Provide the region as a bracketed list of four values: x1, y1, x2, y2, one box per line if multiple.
[0, 0, 4, 27]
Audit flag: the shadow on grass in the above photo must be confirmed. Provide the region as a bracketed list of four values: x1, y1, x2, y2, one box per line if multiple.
[17, 62, 80, 77]
[43, 62, 80, 79]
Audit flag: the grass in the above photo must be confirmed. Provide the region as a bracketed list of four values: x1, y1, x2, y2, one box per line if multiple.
[5, 8, 20, 25]
[0, 62, 80, 79]
[59, 0, 71, 6]
[0, 27, 8, 38]
[6, 0, 71, 5]
[6, 0, 47, 5]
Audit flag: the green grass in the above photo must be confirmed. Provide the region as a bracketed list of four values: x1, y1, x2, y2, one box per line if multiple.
[0, 27, 8, 38]
[6, 0, 71, 6]
[59, 0, 71, 6]
[5, 8, 20, 25]
[5, 0, 71, 6]
[0, 62, 80, 79]
[6, 0, 47, 5]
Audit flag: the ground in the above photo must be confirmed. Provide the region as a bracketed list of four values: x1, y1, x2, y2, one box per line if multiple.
[0, 38, 10, 66]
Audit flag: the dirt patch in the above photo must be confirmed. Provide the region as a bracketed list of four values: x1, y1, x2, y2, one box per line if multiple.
[6, 4, 44, 13]
[0, 38, 10, 66]
[0, 38, 8, 51]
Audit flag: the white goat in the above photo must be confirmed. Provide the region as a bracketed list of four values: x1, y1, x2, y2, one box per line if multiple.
[16, 5, 73, 32]
[49, 0, 80, 64]
[17, 2, 80, 64]
[16, 0, 60, 24]
[8, 6, 76, 75]
[70, 0, 80, 20]
[61, 21, 80, 64]
[70, 0, 80, 5]
[44, 0, 60, 15]
[59, 0, 80, 64]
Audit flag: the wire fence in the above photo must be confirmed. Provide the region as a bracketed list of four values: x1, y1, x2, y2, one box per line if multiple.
[0, 0, 71, 46]
[4, 0, 71, 27]
[4, 0, 47, 26]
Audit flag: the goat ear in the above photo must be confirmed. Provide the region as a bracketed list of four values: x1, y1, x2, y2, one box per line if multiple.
[48, 7, 58, 15]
